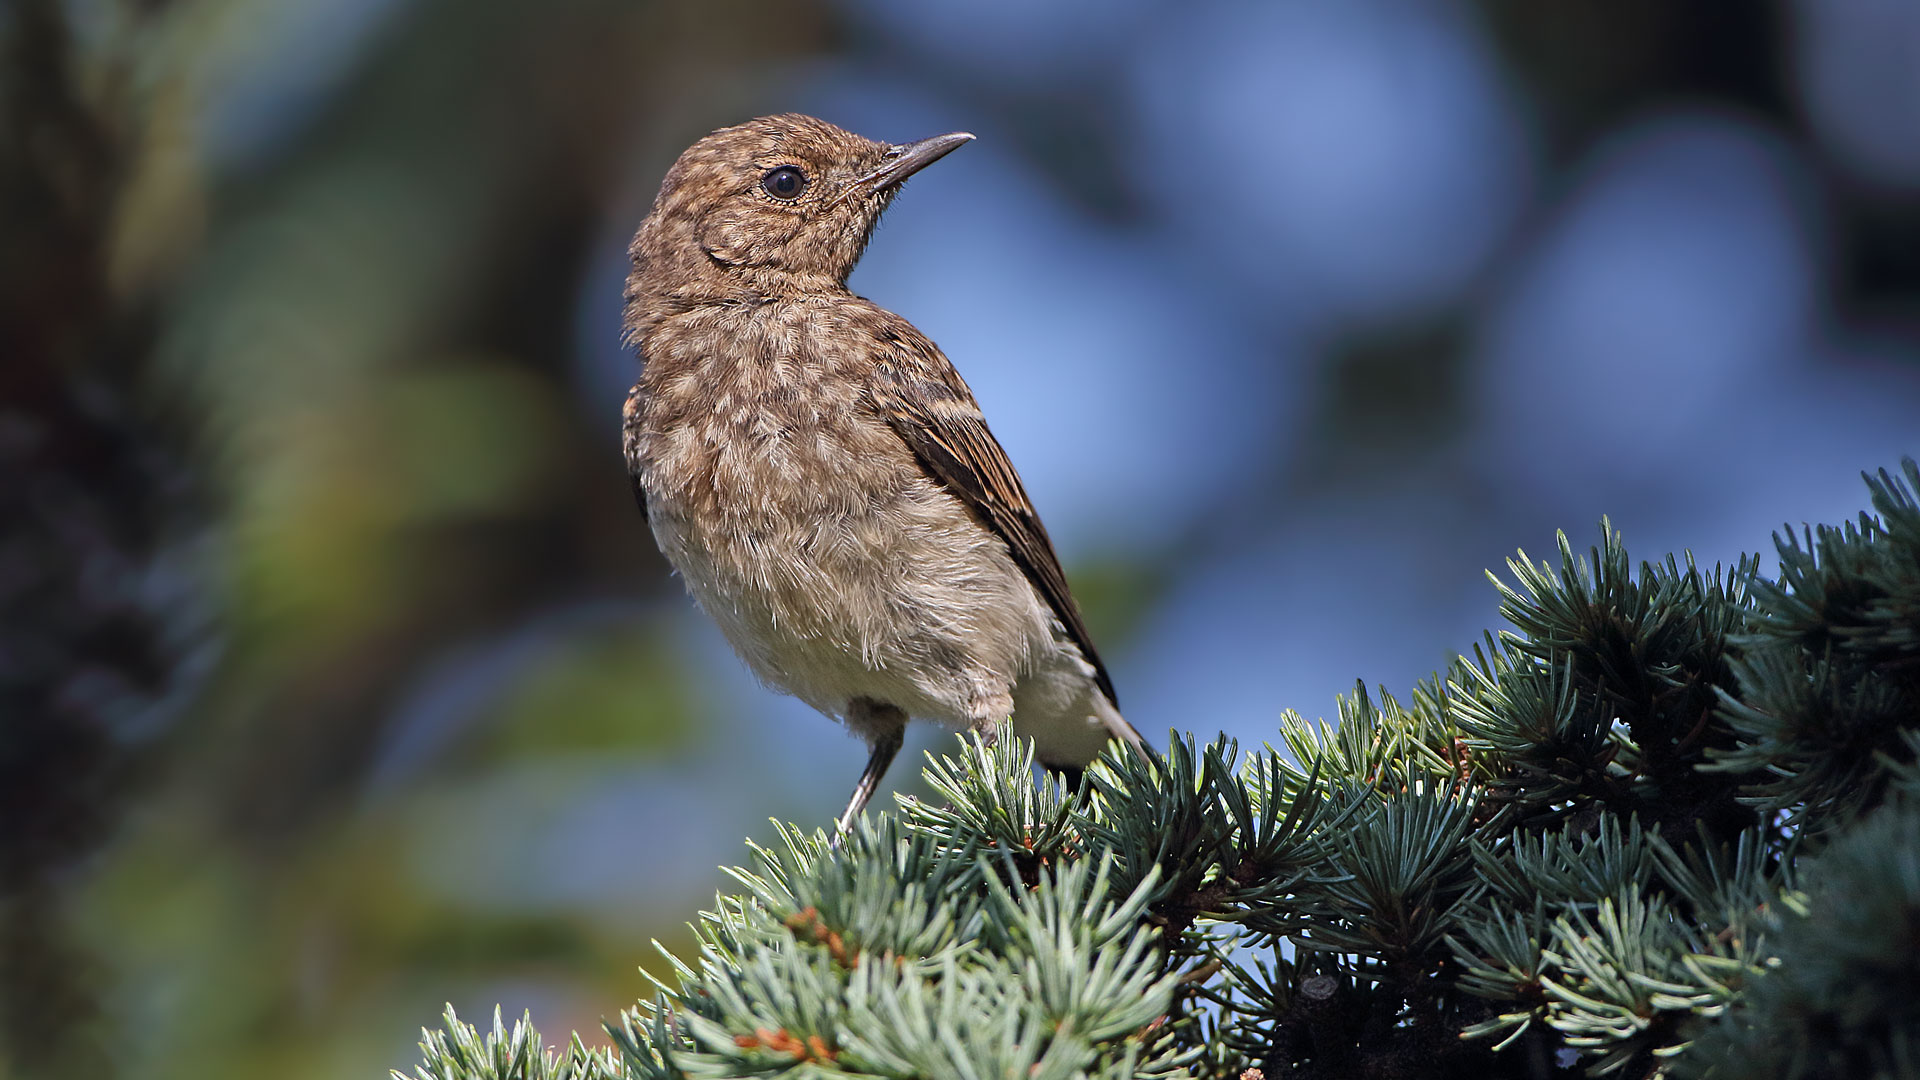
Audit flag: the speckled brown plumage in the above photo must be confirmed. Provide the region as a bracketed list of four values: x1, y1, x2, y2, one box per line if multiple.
[622, 114, 1144, 829]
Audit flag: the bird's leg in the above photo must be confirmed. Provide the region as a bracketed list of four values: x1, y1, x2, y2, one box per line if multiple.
[835, 699, 906, 839]
[833, 728, 902, 838]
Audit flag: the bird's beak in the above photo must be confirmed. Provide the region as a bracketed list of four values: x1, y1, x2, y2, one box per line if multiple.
[868, 132, 975, 190]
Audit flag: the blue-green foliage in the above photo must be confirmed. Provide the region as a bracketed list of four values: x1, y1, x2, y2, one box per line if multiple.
[398, 460, 1920, 1080]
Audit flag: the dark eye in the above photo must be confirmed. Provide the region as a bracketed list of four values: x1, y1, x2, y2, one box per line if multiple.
[761, 165, 808, 201]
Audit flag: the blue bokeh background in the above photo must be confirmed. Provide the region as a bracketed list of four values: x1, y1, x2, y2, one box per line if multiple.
[561, 0, 1920, 843]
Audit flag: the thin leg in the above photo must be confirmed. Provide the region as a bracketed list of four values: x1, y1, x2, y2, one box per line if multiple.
[834, 703, 905, 838]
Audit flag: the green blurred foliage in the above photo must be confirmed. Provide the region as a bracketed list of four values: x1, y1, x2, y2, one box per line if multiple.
[473, 624, 701, 762]
[5, 0, 840, 1077]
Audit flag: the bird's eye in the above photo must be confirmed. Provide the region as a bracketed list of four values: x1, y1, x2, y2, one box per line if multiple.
[761, 165, 808, 201]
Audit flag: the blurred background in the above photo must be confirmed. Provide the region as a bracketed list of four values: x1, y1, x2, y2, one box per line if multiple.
[3, 0, 1917, 1076]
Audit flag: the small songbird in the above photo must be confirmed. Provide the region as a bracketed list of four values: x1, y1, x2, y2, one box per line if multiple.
[622, 114, 1145, 830]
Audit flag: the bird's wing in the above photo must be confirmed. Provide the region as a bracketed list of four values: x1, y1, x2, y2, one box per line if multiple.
[866, 330, 1118, 708]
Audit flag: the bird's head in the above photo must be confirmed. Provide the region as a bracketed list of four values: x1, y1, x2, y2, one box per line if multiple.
[626, 114, 971, 325]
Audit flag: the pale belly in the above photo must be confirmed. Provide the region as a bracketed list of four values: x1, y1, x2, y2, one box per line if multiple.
[630, 361, 1119, 763]
[645, 476, 1051, 730]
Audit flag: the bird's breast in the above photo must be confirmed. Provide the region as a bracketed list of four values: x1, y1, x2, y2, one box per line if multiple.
[623, 303, 1054, 725]
[635, 360, 900, 522]
[627, 309, 958, 602]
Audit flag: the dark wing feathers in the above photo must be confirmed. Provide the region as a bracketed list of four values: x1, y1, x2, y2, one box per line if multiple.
[868, 340, 1119, 708]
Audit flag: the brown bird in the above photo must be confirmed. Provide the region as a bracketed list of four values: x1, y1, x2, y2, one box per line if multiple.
[622, 114, 1145, 831]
